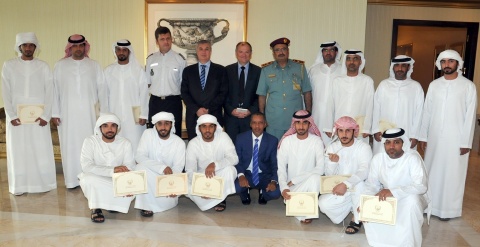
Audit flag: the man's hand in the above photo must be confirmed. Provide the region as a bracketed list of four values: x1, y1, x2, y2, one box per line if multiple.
[410, 138, 418, 149]
[375, 189, 393, 201]
[196, 107, 208, 117]
[328, 153, 339, 162]
[205, 162, 216, 178]
[266, 181, 277, 192]
[163, 166, 173, 175]
[281, 189, 291, 200]
[10, 118, 21, 126]
[168, 194, 178, 198]
[52, 117, 61, 126]
[332, 182, 347, 196]
[238, 175, 250, 188]
[138, 118, 147, 126]
[35, 117, 48, 127]
[325, 132, 332, 138]
[374, 132, 382, 142]
[460, 148, 470, 155]
[419, 141, 427, 152]
[362, 133, 369, 138]
[114, 165, 130, 173]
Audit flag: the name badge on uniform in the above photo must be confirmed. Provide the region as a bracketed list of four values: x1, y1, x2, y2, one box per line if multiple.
[173, 68, 178, 71]
[268, 74, 276, 78]
[150, 63, 158, 67]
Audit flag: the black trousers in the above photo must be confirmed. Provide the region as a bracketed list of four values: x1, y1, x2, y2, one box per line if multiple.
[148, 95, 182, 138]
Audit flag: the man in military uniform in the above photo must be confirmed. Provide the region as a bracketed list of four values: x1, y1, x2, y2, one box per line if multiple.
[256, 38, 312, 140]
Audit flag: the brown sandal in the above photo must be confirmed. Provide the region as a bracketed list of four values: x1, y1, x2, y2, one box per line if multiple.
[91, 209, 105, 223]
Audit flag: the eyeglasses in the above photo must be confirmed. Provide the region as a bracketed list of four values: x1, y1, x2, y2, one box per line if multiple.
[273, 47, 288, 53]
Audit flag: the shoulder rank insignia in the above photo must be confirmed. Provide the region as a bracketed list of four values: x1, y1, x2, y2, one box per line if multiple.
[292, 59, 305, 64]
[178, 53, 186, 60]
[261, 61, 274, 68]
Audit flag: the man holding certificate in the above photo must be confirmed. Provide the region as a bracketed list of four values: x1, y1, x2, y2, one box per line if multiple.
[185, 114, 238, 212]
[79, 114, 136, 223]
[277, 110, 324, 224]
[1, 32, 56, 195]
[319, 116, 372, 234]
[361, 128, 429, 247]
[134, 112, 186, 217]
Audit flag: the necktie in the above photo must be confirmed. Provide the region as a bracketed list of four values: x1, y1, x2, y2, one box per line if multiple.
[252, 138, 259, 186]
[239, 66, 245, 105]
[200, 65, 206, 90]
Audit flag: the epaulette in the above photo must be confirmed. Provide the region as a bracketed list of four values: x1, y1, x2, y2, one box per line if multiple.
[146, 53, 154, 59]
[261, 61, 273, 68]
[292, 59, 305, 64]
[178, 53, 186, 60]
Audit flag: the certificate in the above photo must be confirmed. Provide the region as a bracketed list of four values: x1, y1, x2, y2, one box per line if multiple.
[17, 104, 44, 124]
[379, 120, 397, 133]
[191, 173, 224, 199]
[286, 192, 318, 217]
[132, 106, 141, 124]
[156, 173, 188, 197]
[112, 170, 147, 197]
[359, 195, 397, 225]
[320, 175, 354, 194]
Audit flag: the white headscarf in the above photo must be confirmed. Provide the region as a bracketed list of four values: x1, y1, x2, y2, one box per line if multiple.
[112, 39, 141, 69]
[435, 49, 464, 72]
[152, 111, 176, 134]
[310, 41, 342, 69]
[341, 49, 366, 75]
[381, 128, 410, 153]
[195, 114, 223, 138]
[94, 113, 121, 137]
[389, 55, 415, 79]
[15, 32, 39, 57]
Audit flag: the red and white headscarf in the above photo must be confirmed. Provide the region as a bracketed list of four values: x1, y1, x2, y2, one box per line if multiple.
[278, 110, 322, 148]
[64, 34, 90, 58]
[332, 116, 359, 139]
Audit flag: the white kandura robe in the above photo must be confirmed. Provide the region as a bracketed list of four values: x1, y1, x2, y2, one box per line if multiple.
[372, 78, 424, 155]
[363, 151, 429, 247]
[419, 75, 477, 218]
[308, 62, 342, 145]
[1, 57, 56, 194]
[78, 135, 135, 213]
[53, 57, 108, 188]
[277, 134, 324, 221]
[319, 139, 372, 224]
[105, 62, 148, 152]
[325, 74, 374, 144]
[185, 132, 238, 211]
[134, 129, 185, 213]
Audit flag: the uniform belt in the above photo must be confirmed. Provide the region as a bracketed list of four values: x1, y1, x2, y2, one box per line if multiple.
[154, 95, 181, 100]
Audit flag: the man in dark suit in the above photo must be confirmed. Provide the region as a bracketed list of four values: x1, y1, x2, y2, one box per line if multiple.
[181, 40, 228, 140]
[224, 42, 261, 142]
[234, 112, 281, 205]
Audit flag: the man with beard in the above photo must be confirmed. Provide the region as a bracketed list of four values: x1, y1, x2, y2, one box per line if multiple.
[53, 34, 108, 189]
[2, 32, 56, 195]
[105, 39, 149, 151]
[318, 116, 372, 234]
[185, 114, 238, 212]
[324, 50, 374, 144]
[362, 128, 429, 246]
[277, 110, 324, 224]
[257, 38, 312, 140]
[134, 112, 186, 217]
[79, 114, 136, 223]
[308, 41, 343, 145]
[419, 50, 477, 221]
[372, 55, 424, 155]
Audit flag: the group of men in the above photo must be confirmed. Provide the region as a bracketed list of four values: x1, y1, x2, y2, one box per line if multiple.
[1, 28, 477, 247]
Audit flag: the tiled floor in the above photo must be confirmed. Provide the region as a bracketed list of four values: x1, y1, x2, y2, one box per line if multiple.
[1, 153, 479, 246]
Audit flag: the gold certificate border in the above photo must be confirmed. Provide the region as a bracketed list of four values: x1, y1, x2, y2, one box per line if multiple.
[112, 170, 148, 197]
[286, 192, 319, 217]
[191, 172, 224, 199]
[320, 175, 353, 194]
[156, 173, 188, 197]
[359, 195, 397, 225]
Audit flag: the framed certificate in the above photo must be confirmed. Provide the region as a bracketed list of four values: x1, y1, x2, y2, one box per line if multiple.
[359, 195, 397, 225]
[112, 170, 147, 197]
[132, 106, 141, 124]
[191, 173, 224, 199]
[320, 175, 354, 194]
[17, 104, 44, 124]
[286, 192, 319, 217]
[156, 173, 188, 197]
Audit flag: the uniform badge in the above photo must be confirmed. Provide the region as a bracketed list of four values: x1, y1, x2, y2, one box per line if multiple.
[150, 69, 154, 76]
[268, 74, 276, 78]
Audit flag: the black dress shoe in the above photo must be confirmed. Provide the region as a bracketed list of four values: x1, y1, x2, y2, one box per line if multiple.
[240, 189, 251, 205]
[439, 217, 450, 221]
[258, 193, 267, 205]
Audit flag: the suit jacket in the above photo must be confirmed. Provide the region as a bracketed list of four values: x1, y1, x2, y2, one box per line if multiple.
[181, 62, 228, 127]
[224, 62, 261, 117]
[234, 130, 279, 181]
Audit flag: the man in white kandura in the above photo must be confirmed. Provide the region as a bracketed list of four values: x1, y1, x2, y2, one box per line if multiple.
[372, 55, 424, 155]
[362, 128, 429, 247]
[185, 114, 238, 212]
[1, 32, 56, 195]
[134, 112, 185, 217]
[53, 34, 108, 189]
[319, 116, 372, 234]
[79, 114, 135, 223]
[324, 50, 374, 144]
[419, 50, 477, 221]
[105, 39, 149, 151]
[308, 41, 342, 145]
[277, 110, 324, 224]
